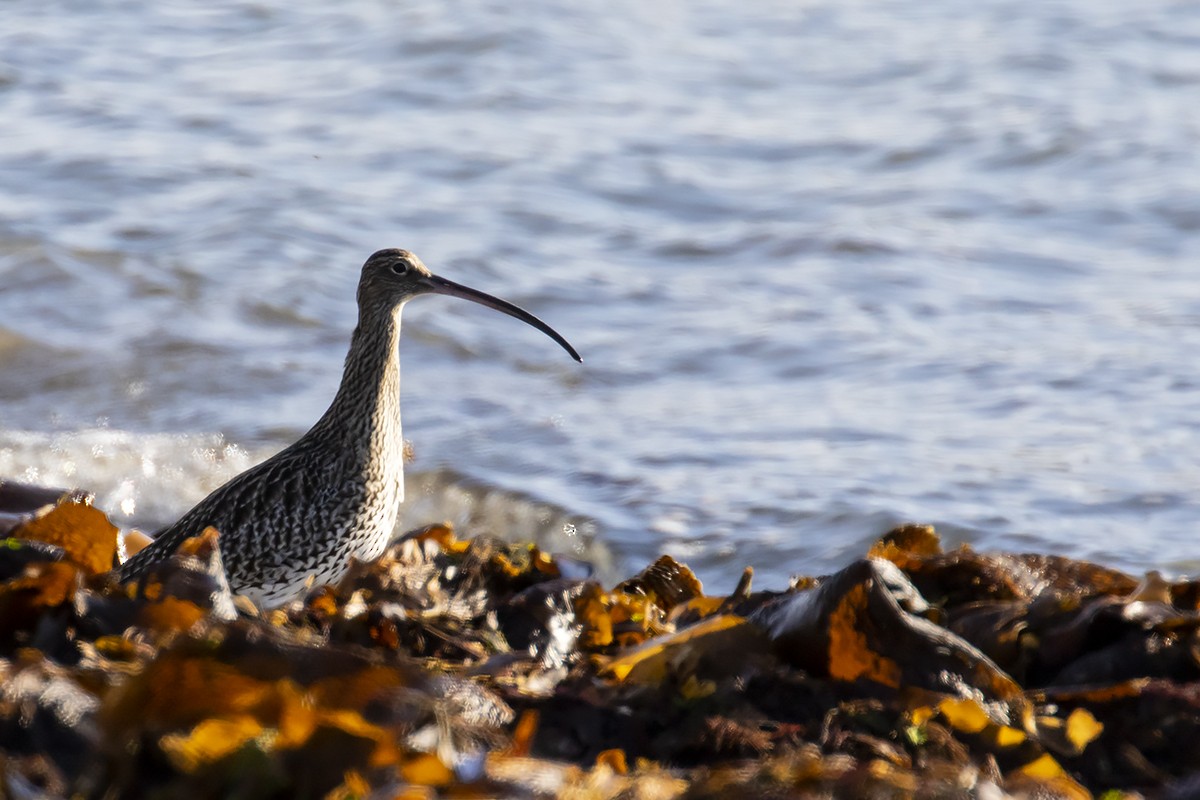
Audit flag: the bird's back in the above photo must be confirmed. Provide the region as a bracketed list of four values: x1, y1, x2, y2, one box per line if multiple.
[120, 434, 403, 605]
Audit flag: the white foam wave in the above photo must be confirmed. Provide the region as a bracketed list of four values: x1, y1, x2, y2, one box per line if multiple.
[0, 429, 611, 579]
[0, 428, 262, 528]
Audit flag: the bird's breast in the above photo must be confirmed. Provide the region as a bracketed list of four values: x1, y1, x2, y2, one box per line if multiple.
[350, 440, 405, 562]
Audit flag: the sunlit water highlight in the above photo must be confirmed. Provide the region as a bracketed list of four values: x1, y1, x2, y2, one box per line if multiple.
[3, 1, 1200, 590]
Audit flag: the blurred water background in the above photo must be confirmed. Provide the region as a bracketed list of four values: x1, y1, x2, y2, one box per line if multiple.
[2, 0, 1200, 591]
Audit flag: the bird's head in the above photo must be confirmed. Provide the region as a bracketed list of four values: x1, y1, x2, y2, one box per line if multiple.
[358, 248, 581, 362]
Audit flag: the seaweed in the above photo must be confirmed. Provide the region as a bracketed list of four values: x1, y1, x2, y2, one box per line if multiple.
[1, 480, 1196, 798]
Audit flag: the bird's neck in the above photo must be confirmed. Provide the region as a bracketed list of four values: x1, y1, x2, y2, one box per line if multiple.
[310, 306, 404, 460]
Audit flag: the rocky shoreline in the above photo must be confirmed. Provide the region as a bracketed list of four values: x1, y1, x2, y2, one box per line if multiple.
[1, 479, 1197, 798]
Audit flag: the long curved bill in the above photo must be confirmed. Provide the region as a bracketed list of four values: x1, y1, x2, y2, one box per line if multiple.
[422, 273, 582, 362]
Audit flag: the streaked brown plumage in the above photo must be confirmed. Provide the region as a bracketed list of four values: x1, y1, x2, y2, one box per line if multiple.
[120, 249, 580, 606]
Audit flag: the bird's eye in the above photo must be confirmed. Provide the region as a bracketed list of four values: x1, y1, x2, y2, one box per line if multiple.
[391, 261, 409, 275]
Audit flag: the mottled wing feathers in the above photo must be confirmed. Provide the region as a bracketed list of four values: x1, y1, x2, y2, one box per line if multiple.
[120, 441, 357, 587]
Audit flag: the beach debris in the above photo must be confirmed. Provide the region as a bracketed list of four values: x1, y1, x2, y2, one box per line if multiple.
[1, 485, 1198, 796]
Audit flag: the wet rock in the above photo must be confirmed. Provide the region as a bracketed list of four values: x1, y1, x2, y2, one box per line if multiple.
[753, 558, 1024, 704]
[0, 538, 64, 582]
[0, 662, 99, 782]
[496, 577, 594, 669]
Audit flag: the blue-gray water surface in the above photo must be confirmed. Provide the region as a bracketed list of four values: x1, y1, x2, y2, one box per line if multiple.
[2, 0, 1200, 591]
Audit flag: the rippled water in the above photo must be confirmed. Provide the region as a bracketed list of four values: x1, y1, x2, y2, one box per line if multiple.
[3, 0, 1200, 591]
